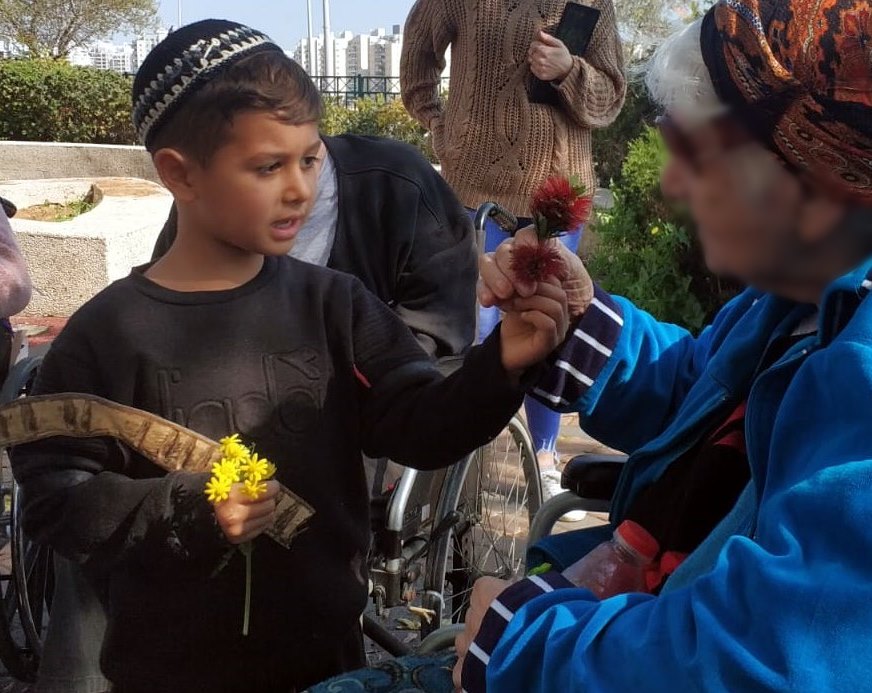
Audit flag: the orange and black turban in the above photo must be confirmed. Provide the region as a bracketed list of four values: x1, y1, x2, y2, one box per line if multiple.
[700, 0, 872, 203]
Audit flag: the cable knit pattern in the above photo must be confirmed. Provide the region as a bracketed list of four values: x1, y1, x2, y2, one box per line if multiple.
[401, 0, 626, 214]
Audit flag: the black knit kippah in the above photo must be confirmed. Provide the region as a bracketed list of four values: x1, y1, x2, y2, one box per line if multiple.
[132, 19, 284, 148]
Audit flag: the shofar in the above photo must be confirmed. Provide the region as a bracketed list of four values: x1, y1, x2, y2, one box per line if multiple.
[0, 393, 314, 549]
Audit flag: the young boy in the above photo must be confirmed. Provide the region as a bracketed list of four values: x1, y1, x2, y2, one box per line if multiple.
[10, 20, 568, 693]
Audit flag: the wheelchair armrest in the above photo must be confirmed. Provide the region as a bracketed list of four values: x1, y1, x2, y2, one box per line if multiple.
[560, 454, 628, 501]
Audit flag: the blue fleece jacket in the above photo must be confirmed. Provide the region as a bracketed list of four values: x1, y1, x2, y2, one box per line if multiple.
[461, 257, 872, 692]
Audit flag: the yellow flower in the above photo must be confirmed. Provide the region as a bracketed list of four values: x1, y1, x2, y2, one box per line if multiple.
[205, 475, 233, 504]
[241, 477, 268, 500]
[242, 453, 273, 483]
[206, 434, 276, 505]
[211, 458, 242, 484]
[220, 434, 251, 462]
[650, 225, 660, 236]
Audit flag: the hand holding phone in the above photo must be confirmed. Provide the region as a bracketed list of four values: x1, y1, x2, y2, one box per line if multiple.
[528, 2, 602, 105]
[528, 31, 575, 82]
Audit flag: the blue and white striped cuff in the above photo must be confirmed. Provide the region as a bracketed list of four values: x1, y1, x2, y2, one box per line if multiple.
[460, 571, 574, 693]
[531, 284, 624, 410]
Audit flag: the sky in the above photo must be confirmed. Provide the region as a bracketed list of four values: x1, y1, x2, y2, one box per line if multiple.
[157, 0, 417, 50]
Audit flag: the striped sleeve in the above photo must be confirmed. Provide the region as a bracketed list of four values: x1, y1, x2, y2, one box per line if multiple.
[530, 284, 624, 410]
[460, 571, 574, 693]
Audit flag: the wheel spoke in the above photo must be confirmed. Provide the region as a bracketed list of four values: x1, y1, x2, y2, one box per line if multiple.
[438, 419, 540, 624]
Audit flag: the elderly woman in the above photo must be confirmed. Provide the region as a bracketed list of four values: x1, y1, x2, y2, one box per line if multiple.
[453, 0, 872, 690]
[309, 0, 872, 690]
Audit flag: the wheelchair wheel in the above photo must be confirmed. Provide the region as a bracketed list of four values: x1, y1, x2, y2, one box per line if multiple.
[0, 354, 50, 682]
[421, 415, 541, 634]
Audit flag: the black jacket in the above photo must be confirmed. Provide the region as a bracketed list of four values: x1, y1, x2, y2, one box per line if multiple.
[152, 134, 477, 361]
[12, 257, 522, 692]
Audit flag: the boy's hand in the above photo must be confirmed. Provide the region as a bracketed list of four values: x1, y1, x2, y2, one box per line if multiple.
[213, 480, 279, 544]
[498, 277, 569, 374]
[479, 227, 594, 318]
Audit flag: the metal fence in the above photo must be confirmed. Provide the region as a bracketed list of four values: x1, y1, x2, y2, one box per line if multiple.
[315, 75, 450, 105]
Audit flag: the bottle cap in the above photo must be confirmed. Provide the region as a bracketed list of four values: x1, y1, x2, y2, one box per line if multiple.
[616, 520, 659, 561]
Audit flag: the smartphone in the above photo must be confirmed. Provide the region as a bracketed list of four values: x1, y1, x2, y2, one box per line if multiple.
[529, 2, 602, 106]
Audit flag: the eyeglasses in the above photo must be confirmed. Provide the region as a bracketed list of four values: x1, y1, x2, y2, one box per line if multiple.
[655, 112, 753, 171]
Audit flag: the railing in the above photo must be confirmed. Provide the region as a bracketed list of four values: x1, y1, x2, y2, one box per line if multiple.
[314, 75, 450, 105]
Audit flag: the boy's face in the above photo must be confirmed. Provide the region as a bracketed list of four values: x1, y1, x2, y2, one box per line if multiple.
[186, 111, 321, 256]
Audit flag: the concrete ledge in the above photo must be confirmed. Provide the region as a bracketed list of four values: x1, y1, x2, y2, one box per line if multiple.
[0, 141, 158, 183]
[2, 178, 171, 316]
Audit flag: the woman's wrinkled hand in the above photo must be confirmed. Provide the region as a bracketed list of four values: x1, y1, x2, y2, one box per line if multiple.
[478, 226, 594, 318]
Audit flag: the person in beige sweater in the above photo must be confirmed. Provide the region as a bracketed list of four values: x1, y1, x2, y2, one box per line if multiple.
[401, 0, 626, 513]
[401, 0, 626, 214]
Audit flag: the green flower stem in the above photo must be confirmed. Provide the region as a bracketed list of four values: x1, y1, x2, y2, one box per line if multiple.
[241, 542, 253, 636]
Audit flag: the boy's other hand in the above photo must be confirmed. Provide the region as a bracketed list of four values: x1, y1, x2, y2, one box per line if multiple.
[478, 227, 593, 318]
[213, 480, 279, 544]
[498, 276, 569, 375]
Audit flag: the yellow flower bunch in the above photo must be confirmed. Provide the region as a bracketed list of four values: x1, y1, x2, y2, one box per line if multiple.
[203, 434, 278, 636]
[204, 434, 277, 504]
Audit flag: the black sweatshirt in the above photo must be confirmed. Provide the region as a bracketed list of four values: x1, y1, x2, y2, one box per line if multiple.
[152, 134, 478, 361]
[12, 257, 523, 692]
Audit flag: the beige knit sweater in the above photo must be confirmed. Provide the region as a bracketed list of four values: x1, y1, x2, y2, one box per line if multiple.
[401, 0, 626, 215]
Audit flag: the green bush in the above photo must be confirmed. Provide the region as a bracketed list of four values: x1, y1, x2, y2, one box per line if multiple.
[0, 58, 136, 144]
[0, 61, 430, 157]
[592, 79, 656, 188]
[321, 96, 434, 162]
[588, 126, 741, 332]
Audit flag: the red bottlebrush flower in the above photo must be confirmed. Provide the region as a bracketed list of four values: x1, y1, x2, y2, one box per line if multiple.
[509, 174, 592, 283]
[511, 243, 566, 283]
[530, 175, 593, 241]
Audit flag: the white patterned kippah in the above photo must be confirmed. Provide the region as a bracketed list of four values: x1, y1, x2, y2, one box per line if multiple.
[132, 19, 283, 148]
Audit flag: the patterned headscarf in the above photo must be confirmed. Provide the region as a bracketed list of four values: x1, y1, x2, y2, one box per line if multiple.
[700, 0, 872, 204]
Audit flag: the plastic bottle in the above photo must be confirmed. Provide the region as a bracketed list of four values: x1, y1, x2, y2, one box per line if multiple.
[561, 520, 659, 598]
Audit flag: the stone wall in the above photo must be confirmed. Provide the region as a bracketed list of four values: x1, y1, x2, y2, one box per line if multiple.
[0, 141, 159, 183]
[2, 177, 171, 316]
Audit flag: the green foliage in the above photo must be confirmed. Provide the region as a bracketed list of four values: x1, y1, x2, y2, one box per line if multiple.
[0, 58, 136, 144]
[588, 126, 741, 332]
[320, 96, 434, 161]
[592, 79, 656, 188]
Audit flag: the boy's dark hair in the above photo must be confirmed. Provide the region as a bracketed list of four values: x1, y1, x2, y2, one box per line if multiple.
[149, 50, 323, 164]
[132, 19, 322, 163]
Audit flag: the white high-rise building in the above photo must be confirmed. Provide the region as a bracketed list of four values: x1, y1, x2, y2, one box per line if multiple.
[368, 26, 402, 81]
[293, 35, 325, 76]
[65, 40, 133, 73]
[346, 33, 371, 75]
[132, 28, 170, 73]
[67, 46, 92, 67]
[0, 38, 25, 59]
[330, 30, 354, 78]
[291, 23, 450, 94]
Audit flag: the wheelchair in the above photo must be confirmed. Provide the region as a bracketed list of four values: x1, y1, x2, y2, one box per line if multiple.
[363, 413, 541, 659]
[0, 338, 47, 681]
[528, 453, 627, 546]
